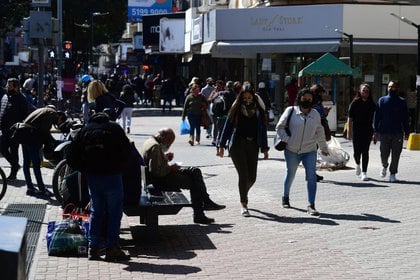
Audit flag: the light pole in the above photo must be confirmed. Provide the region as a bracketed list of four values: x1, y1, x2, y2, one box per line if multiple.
[90, 12, 109, 66]
[335, 28, 354, 100]
[391, 13, 420, 133]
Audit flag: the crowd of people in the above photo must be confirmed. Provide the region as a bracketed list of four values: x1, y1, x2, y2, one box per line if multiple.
[0, 70, 411, 262]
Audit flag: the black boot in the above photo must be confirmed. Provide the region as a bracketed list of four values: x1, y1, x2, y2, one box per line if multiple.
[193, 213, 215, 224]
[203, 199, 226, 211]
[7, 164, 20, 181]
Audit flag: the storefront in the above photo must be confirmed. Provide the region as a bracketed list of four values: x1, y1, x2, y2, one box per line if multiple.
[189, 3, 420, 130]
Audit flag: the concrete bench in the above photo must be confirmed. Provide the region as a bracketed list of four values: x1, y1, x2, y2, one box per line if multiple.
[123, 187, 192, 238]
[0, 216, 28, 280]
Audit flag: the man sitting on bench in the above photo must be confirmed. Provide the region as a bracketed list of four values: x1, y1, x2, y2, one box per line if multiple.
[141, 127, 225, 224]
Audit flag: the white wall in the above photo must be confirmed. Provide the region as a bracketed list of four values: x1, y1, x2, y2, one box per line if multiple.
[343, 4, 420, 40]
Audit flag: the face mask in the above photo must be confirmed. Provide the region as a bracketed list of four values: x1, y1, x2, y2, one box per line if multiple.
[160, 143, 170, 153]
[300, 101, 312, 109]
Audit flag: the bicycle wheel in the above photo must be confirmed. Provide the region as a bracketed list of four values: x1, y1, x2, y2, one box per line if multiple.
[52, 159, 69, 203]
[0, 167, 7, 201]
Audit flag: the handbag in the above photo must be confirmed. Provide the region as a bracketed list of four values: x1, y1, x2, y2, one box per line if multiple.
[321, 118, 332, 142]
[180, 119, 190, 135]
[200, 111, 212, 129]
[274, 107, 294, 151]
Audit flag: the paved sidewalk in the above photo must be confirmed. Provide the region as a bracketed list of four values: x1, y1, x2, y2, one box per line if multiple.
[1, 112, 420, 279]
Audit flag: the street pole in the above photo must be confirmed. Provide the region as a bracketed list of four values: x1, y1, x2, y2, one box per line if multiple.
[56, 0, 63, 109]
[90, 13, 93, 66]
[90, 12, 109, 67]
[390, 13, 420, 133]
[335, 29, 354, 100]
[416, 27, 420, 133]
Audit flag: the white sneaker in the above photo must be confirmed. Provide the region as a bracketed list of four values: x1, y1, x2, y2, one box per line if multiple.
[241, 208, 250, 217]
[361, 172, 368, 181]
[389, 174, 397, 183]
[380, 167, 387, 178]
[355, 165, 361, 176]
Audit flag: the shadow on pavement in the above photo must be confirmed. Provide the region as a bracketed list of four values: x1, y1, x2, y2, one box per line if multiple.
[248, 208, 339, 226]
[323, 179, 389, 188]
[123, 262, 201, 274]
[126, 223, 233, 250]
[119, 223, 233, 274]
[319, 212, 400, 223]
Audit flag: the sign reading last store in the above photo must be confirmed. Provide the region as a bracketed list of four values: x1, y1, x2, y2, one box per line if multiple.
[128, 0, 172, 22]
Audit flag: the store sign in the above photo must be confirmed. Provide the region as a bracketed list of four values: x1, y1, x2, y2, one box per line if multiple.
[142, 12, 184, 46]
[128, 0, 172, 22]
[159, 18, 185, 53]
[214, 5, 343, 40]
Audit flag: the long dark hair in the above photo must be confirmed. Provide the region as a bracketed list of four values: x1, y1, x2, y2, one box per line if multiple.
[354, 83, 374, 103]
[228, 88, 267, 125]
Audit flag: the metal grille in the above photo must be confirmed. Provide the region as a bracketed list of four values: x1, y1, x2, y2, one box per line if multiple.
[2, 203, 46, 275]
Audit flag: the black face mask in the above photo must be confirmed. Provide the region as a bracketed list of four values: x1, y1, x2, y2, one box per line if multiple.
[300, 101, 312, 109]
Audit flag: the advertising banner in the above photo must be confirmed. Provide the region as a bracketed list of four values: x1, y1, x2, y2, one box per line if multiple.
[128, 0, 172, 22]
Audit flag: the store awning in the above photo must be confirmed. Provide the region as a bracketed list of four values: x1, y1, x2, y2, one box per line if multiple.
[298, 52, 358, 77]
[353, 39, 417, 54]
[205, 39, 340, 58]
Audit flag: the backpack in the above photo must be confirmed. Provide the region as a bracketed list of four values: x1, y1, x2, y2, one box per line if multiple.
[66, 113, 130, 175]
[211, 93, 226, 117]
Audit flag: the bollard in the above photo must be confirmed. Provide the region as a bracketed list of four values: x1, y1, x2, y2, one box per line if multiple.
[407, 133, 420, 150]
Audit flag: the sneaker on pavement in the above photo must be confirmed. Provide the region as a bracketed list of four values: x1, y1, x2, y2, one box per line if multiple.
[282, 196, 290, 208]
[193, 214, 215, 224]
[380, 167, 387, 178]
[39, 189, 54, 197]
[203, 200, 226, 211]
[105, 246, 130, 262]
[88, 247, 102, 261]
[361, 172, 368, 181]
[389, 174, 397, 183]
[307, 204, 320, 216]
[26, 188, 40, 196]
[241, 208, 250, 217]
[355, 165, 361, 176]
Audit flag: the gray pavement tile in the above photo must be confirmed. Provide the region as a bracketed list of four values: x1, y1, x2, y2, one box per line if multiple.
[1, 113, 420, 279]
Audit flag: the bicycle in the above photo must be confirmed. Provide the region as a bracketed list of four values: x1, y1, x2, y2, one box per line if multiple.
[0, 166, 8, 201]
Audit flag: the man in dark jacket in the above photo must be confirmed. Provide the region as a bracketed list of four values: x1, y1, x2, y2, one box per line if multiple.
[22, 106, 67, 196]
[373, 80, 410, 183]
[141, 127, 225, 224]
[0, 78, 29, 180]
[66, 112, 131, 262]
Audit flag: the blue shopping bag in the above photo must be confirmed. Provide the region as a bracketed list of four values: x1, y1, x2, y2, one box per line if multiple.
[180, 119, 190, 135]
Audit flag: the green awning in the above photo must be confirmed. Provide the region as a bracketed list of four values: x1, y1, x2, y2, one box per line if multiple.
[298, 52, 358, 77]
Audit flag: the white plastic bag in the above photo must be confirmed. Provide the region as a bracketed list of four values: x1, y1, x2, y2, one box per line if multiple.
[318, 136, 350, 168]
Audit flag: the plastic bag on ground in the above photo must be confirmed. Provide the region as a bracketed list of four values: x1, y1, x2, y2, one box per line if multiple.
[318, 136, 350, 169]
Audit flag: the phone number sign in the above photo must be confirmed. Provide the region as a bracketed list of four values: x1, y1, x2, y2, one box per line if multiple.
[128, 0, 172, 22]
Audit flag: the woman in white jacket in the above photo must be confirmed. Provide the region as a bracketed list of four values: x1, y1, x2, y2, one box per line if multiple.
[275, 88, 329, 216]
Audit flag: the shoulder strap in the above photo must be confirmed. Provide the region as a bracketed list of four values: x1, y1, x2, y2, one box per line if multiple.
[286, 107, 294, 127]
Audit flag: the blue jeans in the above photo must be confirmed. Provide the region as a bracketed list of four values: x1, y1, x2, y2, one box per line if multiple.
[22, 144, 45, 190]
[187, 113, 201, 139]
[87, 174, 123, 248]
[283, 149, 317, 205]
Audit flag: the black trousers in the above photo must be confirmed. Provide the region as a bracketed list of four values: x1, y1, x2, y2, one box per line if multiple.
[352, 128, 373, 173]
[1, 134, 20, 172]
[150, 167, 209, 215]
[229, 136, 259, 204]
